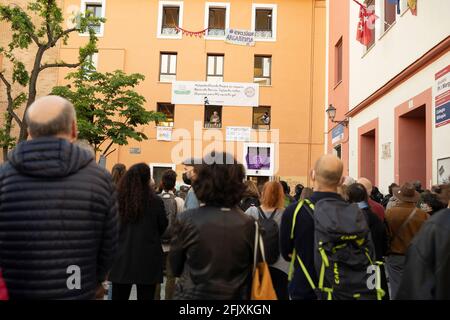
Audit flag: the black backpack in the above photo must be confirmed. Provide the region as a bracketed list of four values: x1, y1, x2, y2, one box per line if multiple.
[257, 207, 280, 265]
[159, 192, 178, 244]
[289, 198, 385, 300]
[313, 198, 382, 300]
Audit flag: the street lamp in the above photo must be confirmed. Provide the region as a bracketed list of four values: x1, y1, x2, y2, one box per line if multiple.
[326, 104, 349, 127]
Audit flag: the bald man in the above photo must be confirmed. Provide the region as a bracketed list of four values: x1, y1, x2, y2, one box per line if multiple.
[0, 96, 118, 300]
[280, 155, 345, 300]
[358, 177, 385, 221]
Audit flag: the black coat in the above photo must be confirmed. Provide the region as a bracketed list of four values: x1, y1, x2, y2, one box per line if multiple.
[396, 209, 450, 300]
[109, 196, 168, 284]
[0, 138, 118, 300]
[169, 206, 255, 300]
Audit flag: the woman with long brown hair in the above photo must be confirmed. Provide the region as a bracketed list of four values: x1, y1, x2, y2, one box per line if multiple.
[109, 163, 168, 300]
[245, 181, 290, 300]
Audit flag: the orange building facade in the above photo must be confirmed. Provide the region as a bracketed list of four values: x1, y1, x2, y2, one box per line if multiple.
[57, 0, 327, 188]
[2, 0, 327, 189]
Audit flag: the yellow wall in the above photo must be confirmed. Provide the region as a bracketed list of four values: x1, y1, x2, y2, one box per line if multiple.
[58, 0, 326, 187]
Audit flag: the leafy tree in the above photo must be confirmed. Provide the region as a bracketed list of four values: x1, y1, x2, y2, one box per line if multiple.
[51, 65, 166, 158]
[0, 0, 103, 154]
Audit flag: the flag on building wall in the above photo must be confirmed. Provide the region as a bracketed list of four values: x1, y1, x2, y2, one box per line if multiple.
[356, 4, 377, 46]
[408, 0, 417, 16]
[388, 0, 401, 15]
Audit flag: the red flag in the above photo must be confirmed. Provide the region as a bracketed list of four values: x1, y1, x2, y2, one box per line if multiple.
[356, 4, 377, 46]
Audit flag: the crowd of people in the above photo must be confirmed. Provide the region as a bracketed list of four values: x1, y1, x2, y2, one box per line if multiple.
[0, 96, 449, 300]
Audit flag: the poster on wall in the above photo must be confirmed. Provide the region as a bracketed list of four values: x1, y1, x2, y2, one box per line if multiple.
[242, 143, 275, 177]
[156, 126, 172, 141]
[172, 81, 259, 107]
[225, 29, 255, 46]
[435, 65, 450, 128]
[226, 127, 251, 142]
[331, 124, 344, 145]
[437, 157, 450, 184]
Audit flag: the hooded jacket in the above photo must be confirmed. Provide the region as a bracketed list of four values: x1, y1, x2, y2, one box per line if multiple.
[0, 138, 118, 300]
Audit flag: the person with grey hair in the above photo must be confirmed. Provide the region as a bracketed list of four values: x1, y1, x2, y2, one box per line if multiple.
[0, 96, 118, 300]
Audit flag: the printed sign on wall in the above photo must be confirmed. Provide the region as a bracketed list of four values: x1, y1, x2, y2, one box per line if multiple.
[156, 126, 173, 141]
[172, 81, 259, 107]
[226, 127, 251, 142]
[435, 65, 450, 128]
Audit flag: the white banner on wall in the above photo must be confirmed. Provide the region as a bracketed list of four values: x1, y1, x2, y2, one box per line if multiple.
[226, 127, 251, 142]
[156, 126, 172, 141]
[172, 81, 259, 107]
[225, 29, 255, 46]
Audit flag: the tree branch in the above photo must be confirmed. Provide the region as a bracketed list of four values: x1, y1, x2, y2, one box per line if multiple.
[49, 27, 78, 47]
[0, 71, 23, 127]
[39, 61, 81, 72]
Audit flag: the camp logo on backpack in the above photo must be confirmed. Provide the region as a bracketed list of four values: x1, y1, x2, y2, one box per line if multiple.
[289, 198, 385, 300]
[257, 207, 280, 265]
[159, 192, 178, 244]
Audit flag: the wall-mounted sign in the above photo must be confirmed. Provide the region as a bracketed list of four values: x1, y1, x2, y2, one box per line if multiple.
[226, 126, 251, 142]
[172, 81, 259, 107]
[129, 147, 141, 155]
[437, 157, 450, 184]
[381, 142, 391, 160]
[435, 65, 450, 128]
[331, 124, 345, 144]
[156, 126, 173, 141]
[225, 29, 255, 46]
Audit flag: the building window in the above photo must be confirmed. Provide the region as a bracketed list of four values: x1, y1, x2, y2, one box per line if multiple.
[80, 0, 105, 36]
[205, 3, 230, 38]
[254, 55, 271, 85]
[150, 163, 176, 187]
[365, 0, 375, 50]
[252, 4, 277, 41]
[335, 38, 343, 85]
[83, 52, 98, 73]
[157, 103, 175, 127]
[204, 105, 222, 129]
[207, 54, 224, 82]
[157, 1, 184, 39]
[253, 106, 271, 130]
[159, 52, 177, 82]
[384, 0, 397, 32]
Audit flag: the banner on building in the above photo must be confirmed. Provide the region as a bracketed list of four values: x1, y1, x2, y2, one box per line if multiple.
[225, 29, 255, 46]
[332, 124, 345, 144]
[435, 65, 450, 128]
[172, 81, 259, 107]
[226, 127, 251, 142]
[156, 126, 173, 141]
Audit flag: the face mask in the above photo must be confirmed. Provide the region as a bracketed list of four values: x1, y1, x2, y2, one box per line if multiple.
[182, 172, 192, 185]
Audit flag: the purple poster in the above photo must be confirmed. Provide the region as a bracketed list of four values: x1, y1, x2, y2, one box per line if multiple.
[246, 147, 271, 170]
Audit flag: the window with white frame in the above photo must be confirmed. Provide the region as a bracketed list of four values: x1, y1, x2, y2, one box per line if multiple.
[160, 52, 177, 82]
[252, 4, 277, 41]
[157, 1, 184, 39]
[207, 54, 224, 82]
[83, 52, 98, 73]
[150, 163, 176, 187]
[254, 55, 271, 85]
[204, 2, 230, 39]
[80, 0, 106, 36]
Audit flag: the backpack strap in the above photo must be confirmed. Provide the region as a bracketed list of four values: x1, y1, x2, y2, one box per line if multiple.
[287, 199, 316, 290]
[257, 206, 266, 220]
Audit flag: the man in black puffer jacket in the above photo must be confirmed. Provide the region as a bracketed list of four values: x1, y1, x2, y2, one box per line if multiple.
[0, 96, 118, 300]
